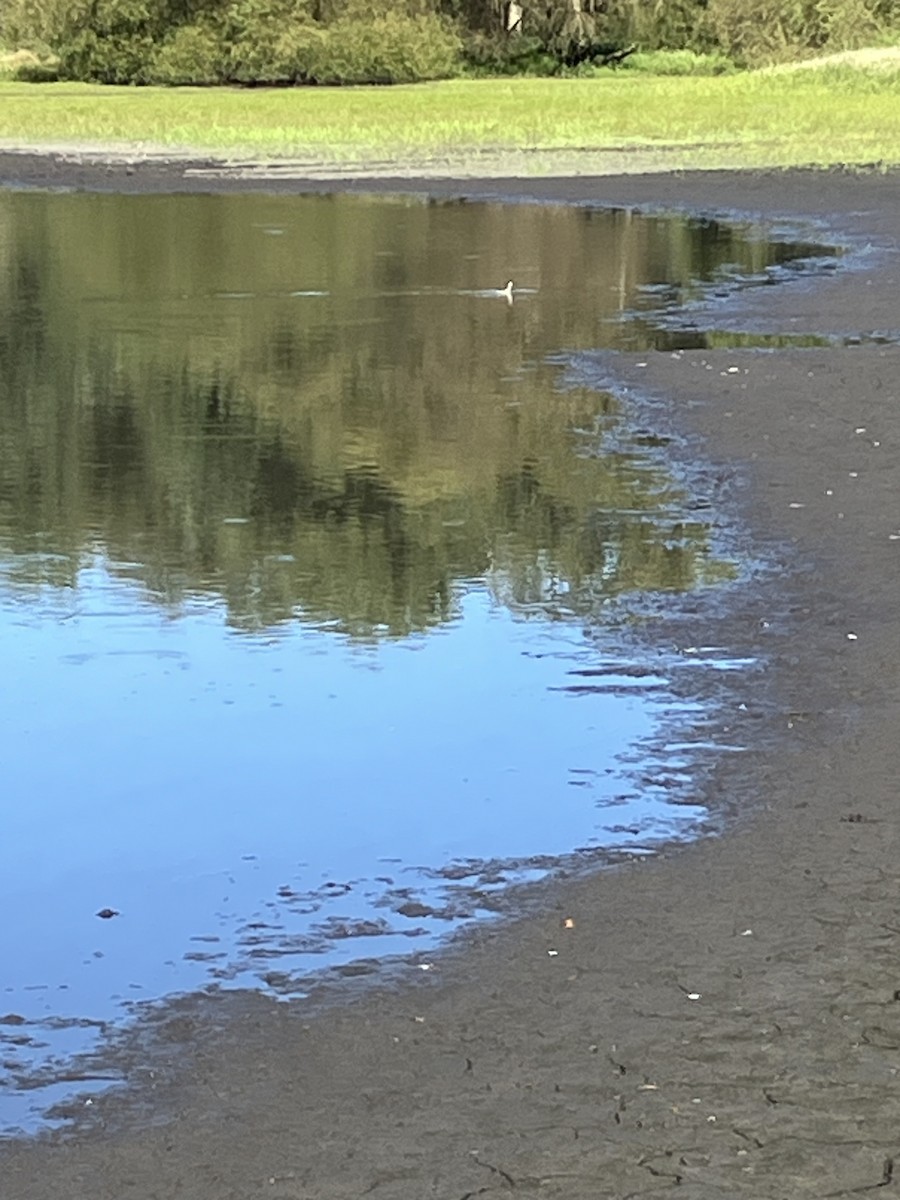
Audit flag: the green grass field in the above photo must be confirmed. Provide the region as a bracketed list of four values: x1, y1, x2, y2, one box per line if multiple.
[0, 66, 899, 171]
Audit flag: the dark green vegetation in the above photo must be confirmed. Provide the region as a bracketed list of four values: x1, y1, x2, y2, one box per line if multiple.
[2, 0, 899, 84]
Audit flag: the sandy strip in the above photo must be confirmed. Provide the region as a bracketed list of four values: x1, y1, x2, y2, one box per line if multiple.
[0, 141, 839, 181]
[1, 155, 900, 1198]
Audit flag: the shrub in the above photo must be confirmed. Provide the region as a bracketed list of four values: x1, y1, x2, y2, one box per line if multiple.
[0, 0, 71, 53]
[59, 27, 157, 82]
[456, 0, 719, 73]
[13, 56, 61, 79]
[48, 0, 461, 84]
[593, 0, 716, 52]
[220, 0, 324, 83]
[616, 48, 737, 73]
[814, 0, 889, 51]
[309, 13, 462, 83]
[146, 22, 224, 83]
[56, 0, 169, 82]
[707, 0, 898, 63]
[461, 31, 557, 75]
[226, 22, 326, 83]
[54, 0, 230, 81]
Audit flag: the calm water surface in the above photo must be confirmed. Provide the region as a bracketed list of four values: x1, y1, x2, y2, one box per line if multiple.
[0, 192, 835, 1131]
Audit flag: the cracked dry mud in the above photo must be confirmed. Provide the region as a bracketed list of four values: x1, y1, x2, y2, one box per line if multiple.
[1, 160, 900, 1198]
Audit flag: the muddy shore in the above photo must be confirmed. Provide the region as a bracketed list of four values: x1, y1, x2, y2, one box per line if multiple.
[2, 155, 900, 1198]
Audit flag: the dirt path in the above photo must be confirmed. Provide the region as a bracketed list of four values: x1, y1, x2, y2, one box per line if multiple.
[2, 158, 900, 1198]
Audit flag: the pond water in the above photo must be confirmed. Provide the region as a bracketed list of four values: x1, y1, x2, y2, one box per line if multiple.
[0, 191, 837, 1134]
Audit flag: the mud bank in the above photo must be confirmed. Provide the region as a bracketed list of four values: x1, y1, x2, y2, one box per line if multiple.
[2, 157, 900, 1198]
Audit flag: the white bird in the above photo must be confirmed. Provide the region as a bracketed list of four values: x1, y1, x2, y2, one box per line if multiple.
[500, 280, 514, 304]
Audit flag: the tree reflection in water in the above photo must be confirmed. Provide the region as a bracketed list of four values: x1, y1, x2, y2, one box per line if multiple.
[0, 189, 808, 632]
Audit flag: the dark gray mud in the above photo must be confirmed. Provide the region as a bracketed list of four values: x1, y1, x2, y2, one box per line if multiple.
[1, 157, 900, 1198]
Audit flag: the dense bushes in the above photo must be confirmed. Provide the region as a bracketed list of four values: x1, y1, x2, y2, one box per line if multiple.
[706, 0, 899, 62]
[149, 22, 224, 84]
[310, 14, 461, 83]
[457, 0, 900, 72]
[0, 0, 71, 53]
[2, 0, 899, 81]
[11, 0, 462, 84]
[462, 0, 900, 68]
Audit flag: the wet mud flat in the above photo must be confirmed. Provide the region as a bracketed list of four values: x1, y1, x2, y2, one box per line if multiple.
[2, 162, 900, 1197]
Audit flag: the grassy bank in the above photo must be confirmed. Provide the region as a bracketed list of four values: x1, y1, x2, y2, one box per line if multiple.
[0, 67, 899, 170]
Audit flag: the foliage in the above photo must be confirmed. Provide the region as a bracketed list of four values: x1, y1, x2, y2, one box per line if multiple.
[218, 0, 322, 84]
[146, 23, 223, 84]
[458, 0, 720, 68]
[11, 56, 60, 78]
[615, 49, 736, 74]
[0, 0, 70, 52]
[706, 0, 900, 63]
[4, 0, 900, 80]
[309, 15, 462, 84]
[460, 32, 556, 75]
[55, 0, 168, 84]
[586, 0, 716, 53]
[0, 46, 51, 77]
[40, 0, 462, 84]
